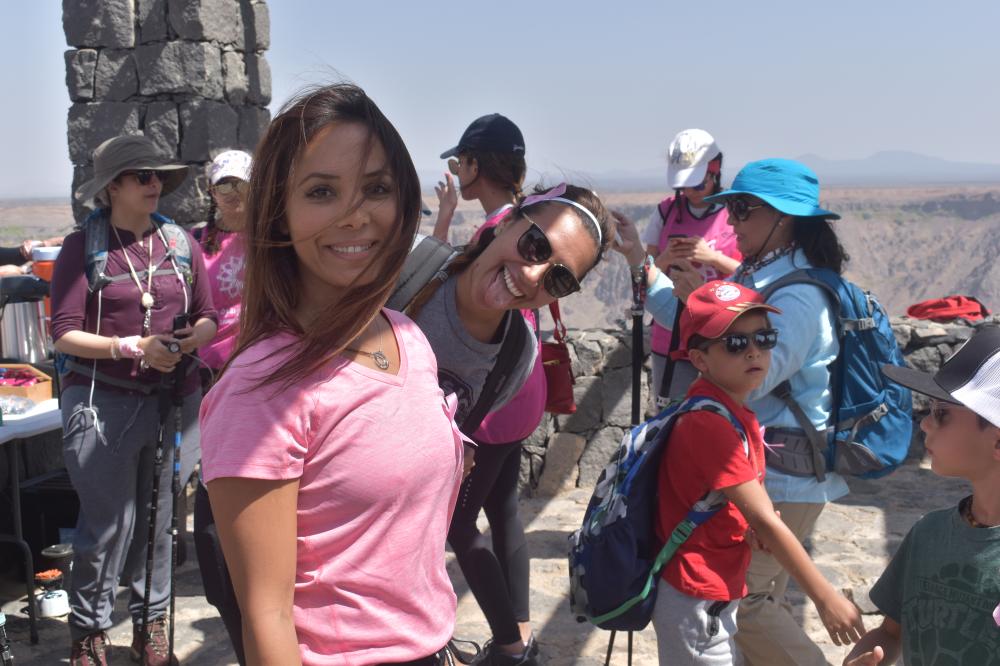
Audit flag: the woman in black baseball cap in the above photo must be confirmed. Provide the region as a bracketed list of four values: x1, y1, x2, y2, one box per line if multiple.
[431, 113, 526, 243]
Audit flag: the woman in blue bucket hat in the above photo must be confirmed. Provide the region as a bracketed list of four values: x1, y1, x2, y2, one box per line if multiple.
[613, 158, 855, 665]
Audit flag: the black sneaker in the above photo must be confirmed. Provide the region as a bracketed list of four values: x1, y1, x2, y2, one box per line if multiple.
[476, 635, 539, 666]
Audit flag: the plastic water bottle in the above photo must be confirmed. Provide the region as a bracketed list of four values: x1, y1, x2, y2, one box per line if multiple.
[0, 610, 14, 664]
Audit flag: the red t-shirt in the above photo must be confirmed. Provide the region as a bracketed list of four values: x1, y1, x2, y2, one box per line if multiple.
[656, 378, 766, 601]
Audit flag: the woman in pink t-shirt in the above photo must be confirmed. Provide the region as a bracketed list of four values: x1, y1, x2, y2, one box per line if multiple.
[200, 84, 465, 666]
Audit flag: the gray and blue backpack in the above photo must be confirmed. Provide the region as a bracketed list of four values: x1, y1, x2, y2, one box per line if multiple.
[568, 396, 748, 632]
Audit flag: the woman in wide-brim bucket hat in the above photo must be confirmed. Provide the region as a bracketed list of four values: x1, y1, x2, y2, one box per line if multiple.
[51, 132, 216, 666]
[705, 157, 839, 222]
[621, 157, 855, 665]
[74, 134, 189, 204]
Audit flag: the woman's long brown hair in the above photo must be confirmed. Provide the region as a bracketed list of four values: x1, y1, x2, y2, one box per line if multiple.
[228, 83, 421, 389]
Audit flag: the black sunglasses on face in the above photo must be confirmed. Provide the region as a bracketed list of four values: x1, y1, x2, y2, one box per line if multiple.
[726, 197, 767, 222]
[121, 170, 162, 186]
[701, 327, 779, 354]
[515, 220, 582, 299]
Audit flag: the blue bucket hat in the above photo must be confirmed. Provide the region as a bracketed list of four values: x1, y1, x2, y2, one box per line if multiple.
[704, 158, 840, 220]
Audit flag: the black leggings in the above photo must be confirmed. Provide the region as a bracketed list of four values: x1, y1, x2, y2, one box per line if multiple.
[447, 440, 530, 645]
[193, 481, 246, 666]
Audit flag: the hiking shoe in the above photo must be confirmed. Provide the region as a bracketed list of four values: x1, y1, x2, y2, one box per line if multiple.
[476, 635, 539, 666]
[130, 617, 175, 665]
[70, 630, 110, 666]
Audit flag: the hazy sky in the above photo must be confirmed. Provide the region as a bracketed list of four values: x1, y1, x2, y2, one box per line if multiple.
[3, 1, 998, 198]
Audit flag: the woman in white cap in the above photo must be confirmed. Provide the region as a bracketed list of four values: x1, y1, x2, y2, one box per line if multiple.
[50, 134, 218, 666]
[191, 148, 253, 664]
[631, 129, 742, 402]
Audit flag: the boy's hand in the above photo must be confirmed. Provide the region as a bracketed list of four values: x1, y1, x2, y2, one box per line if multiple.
[817, 590, 865, 646]
[844, 646, 884, 665]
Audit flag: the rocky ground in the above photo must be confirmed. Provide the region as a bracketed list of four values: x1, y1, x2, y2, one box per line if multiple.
[0, 454, 967, 665]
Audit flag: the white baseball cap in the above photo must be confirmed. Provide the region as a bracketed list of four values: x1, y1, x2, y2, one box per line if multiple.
[667, 129, 721, 189]
[208, 150, 253, 185]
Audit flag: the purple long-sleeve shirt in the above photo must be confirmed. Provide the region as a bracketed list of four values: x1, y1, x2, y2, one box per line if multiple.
[51, 221, 217, 395]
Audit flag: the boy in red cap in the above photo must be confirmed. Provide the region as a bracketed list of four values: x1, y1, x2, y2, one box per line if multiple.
[652, 280, 864, 665]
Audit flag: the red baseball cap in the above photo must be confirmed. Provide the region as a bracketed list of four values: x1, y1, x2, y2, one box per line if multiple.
[677, 280, 782, 353]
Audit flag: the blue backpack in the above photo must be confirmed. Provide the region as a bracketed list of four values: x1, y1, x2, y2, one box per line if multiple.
[761, 268, 913, 480]
[568, 396, 748, 632]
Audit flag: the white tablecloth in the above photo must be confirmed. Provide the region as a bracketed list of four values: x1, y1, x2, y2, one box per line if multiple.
[0, 398, 61, 445]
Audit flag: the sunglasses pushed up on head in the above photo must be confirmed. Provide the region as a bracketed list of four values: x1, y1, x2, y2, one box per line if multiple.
[699, 328, 779, 354]
[515, 215, 582, 299]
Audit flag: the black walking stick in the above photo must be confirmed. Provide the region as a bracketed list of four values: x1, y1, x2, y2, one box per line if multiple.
[139, 315, 187, 665]
[603, 262, 647, 666]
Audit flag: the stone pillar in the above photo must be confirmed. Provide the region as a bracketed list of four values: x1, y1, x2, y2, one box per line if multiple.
[63, 0, 271, 225]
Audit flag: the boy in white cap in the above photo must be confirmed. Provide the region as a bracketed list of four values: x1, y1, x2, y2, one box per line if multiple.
[844, 326, 1000, 665]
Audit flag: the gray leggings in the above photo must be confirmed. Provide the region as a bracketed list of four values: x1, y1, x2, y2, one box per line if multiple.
[61, 383, 201, 639]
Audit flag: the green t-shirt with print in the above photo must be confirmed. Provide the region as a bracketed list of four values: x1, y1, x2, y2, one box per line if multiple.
[870, 499, 1000, 665]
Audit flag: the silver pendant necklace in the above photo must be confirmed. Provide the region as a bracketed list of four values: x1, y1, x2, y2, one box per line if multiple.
[346, 316, 389, 370]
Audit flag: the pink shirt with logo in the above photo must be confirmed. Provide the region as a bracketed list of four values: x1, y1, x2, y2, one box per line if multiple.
[650, 197, 741, 355]
[470, 205, 547, 444]
[199, 231, 245, 369]
[200, 310, 464, 664]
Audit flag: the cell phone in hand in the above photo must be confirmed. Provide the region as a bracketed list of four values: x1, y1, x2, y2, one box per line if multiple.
[172, 314, 189, 336]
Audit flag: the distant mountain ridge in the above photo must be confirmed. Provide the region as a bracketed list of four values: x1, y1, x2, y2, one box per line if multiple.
[796, 151, 1000, 186]
[420, 151, 1000, 192]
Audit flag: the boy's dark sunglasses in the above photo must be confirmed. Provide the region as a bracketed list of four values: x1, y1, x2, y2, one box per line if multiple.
[701, 328, 779, 354]
[516, 220, 582, 299]
[725, 197, 768, 222]
[120, 169, 162, 186]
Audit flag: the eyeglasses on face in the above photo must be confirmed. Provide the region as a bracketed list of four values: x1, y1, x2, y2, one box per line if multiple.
[121, 170, 162, 186]
[447, 158, 461, 176]
[725, 196, 768, 222]
[700, 327, 779, 354]
[515, 218, 582, 299]
[211, 180, 249, 196]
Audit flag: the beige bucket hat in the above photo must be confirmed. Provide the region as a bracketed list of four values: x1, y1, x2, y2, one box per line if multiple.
[74, 134, 189, 203]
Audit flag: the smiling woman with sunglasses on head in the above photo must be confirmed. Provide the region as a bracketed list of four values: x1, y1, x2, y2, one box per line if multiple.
[626, 158, 854, 666]
[405, 180, 612, 665]
[49, 134, 218, 666]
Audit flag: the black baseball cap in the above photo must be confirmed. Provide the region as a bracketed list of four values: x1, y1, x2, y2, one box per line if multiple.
[439, 114, 525, 159]
[882, 326, 1000, 427]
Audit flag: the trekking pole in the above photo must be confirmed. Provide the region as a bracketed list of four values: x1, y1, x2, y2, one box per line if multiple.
[140, 335, 182, 664]
[630, 265, 645, 426]
[168, 314, 189, 663]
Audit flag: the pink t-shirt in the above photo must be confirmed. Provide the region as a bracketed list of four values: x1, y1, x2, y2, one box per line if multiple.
[199, 231, 245, 369]
[470, 205, 547, 444]
[200, 310, 464, 665]
[650, 198, 741, 355]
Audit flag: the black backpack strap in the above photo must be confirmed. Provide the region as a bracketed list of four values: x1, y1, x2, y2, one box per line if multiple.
[83, 210, 111, 293]
[461, 310, 528, 434]
[771, 380, 829, 482]
[387, 235, 456, 312]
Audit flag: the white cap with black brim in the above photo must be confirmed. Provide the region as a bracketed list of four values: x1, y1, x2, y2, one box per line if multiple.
[882, 326, 1000, 428]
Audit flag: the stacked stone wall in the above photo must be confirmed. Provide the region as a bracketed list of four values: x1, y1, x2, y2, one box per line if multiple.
[63, 0, 270, 225]
[524, 316, 1000, 496]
